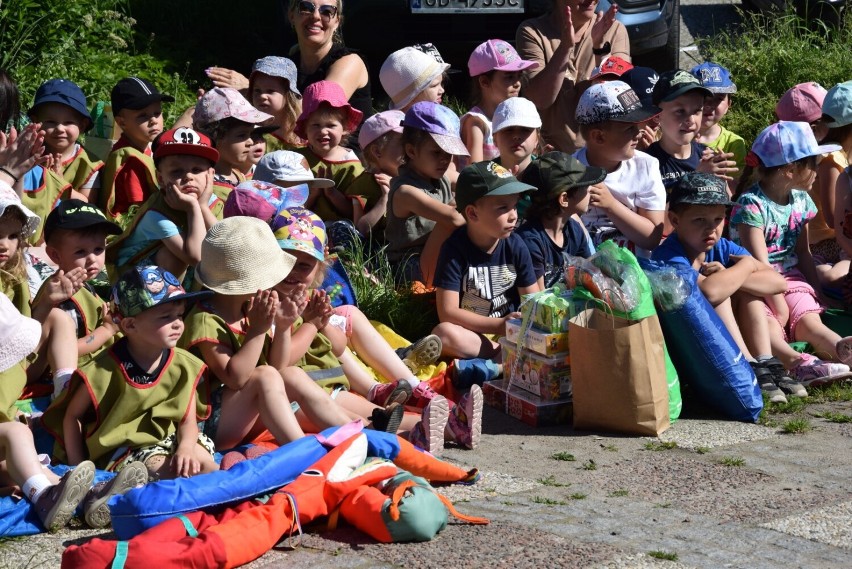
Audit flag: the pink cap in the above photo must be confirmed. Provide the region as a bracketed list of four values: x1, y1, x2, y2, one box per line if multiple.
[358, 110, 405, 149]
[468, 39, 539, 77]
[194, 87, 273, 128]
[294, 81, 364, 140]
[776, 82, 828, 123]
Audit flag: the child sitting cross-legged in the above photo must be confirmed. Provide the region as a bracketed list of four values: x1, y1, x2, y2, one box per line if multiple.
[431, 161, 540, 386]
[652, 173, 806, 404]
[518, 152, 606, 288]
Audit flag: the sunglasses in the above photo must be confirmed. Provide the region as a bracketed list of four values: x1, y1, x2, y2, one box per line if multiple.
[297, 1, 338, 20]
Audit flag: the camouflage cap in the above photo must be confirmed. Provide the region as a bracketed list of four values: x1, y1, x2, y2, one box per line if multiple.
[669, 172, 733, 208]
[521, 152, 606, 201]
[652, 69, 712, 105]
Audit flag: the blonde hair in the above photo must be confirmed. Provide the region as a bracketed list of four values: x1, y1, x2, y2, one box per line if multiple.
[288, 0, 345, 45]
[0, 208, 28, 289]
[280, 91, 303, 145]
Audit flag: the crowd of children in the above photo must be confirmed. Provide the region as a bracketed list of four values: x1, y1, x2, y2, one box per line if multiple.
[3, 6, 852, 533]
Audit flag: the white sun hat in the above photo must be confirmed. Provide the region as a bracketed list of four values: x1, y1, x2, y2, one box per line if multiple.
[0, 293, 40, 373]
[380, 47, 450, 111]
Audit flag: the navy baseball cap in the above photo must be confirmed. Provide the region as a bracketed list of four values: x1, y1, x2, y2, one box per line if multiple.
[111, 77, 174, 114]
[620, 67, 659, 110]
[29, 79, 93, 130]
[652, 70, 712, 105]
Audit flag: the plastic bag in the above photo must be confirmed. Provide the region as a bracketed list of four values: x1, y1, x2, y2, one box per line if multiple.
[643, 263, 691, 311]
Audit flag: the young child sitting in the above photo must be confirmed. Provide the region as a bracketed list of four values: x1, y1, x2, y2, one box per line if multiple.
[294, 80, 364, 222]
[44, 265, 218, 486]
[646, 70, 737, 197]
[461, 39, 538, 165]
[385, 102, 468, 285]
[652, 173, 804, 404]
[380, 47, 450, 113]
[253, 150, 334, 195]
[100, 77, 173, 219]
[731, 121, 852, 387]
[432, 161, 539, 362]
[620, 66, 661, 151]
[573, 81, 666, 257]
[193, 87, 275, 202]
[492, 97, 542, 178]
[690, 62, 747, 182]
[40, 200, 123, 390]
[346, 110, 405, 241]
[109, 127, 220, 279]
[28, 79, 103, 200]
[249, 56, 305, 152]
[518, 152, 606, 288]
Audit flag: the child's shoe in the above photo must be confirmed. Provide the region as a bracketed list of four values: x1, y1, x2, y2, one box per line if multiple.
[34, 460, 96, 532]
[83, 461, 148, 529]
[762, 357, 808, 398]
[396, 334, 443, 372]
[750, 361, 786, 404]
[836, 337, 852, 367]
[791, 353, 852, 387]
[368, 379, 413, 407]
[446, 384, 483, 450]
[451, 358, 502, 390]
[408, 381, 440, 409]
[370, 402, 405, 434]
[408, 395, 449, 456]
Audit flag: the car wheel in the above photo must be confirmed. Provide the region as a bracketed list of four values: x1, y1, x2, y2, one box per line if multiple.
[638, 0, 680, 72]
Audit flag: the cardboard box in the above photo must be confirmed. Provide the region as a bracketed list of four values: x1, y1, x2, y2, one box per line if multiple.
[500, 338, 572, 400]
[482, 379, 573, 427]
[505, 318, 570, 356]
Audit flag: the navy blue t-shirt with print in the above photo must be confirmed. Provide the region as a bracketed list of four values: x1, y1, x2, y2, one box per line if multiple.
[516, 218, 592, 288]
[652, 233, 751, 269]
[434, 228, 538, 317]
[645, 141, 706, 198]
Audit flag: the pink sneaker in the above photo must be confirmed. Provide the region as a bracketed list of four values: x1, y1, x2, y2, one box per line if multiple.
[408, 395, 449, 456]
[792, 353, 852, 387]
[408, 381, 440, 409]
[446, 384, 483, 450]
[368, 379, 413, 407]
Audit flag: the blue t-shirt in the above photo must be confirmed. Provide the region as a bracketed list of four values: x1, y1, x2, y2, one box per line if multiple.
[645, 141, 706, 197]
[516, 218, 592, 288]
[434, 228, 537, 318]
[652, 233, 751, 269]
[116, 210, 180, 267]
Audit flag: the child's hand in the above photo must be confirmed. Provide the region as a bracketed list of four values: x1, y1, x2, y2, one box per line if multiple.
[374, 172, 392, 194]
[698, 149, 738, 181]
[275, 283, 307, 328]
[502, 311, 523, 329]
[0, 124, 46, 182]
[162, 182, 198, 212]
[636, 123, 657, 151]
[302, 290, 332, 329]
[172, 447, 201, 478]
[101, 302, 121, 334]
[588, 182, 617, 211]
[41, 268, 87, 305]
[46, 153, 63, 174]
[699, 261, 725, 276]
[246, 289, 279, 335]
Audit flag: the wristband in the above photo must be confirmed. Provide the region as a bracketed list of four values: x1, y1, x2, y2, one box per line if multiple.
[592, 42, 611, 56]
[0, 167, 19, 184]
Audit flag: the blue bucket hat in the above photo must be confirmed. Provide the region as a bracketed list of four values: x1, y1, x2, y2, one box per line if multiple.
[250, 56, 301, 98]
[751, 121, 841, 168]
[690, 62, 737, 95]
[29, 79, 93, 131]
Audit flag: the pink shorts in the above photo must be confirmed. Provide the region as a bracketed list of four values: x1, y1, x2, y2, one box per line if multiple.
[330, 304, 355, 339]
[763, 269, 824, 341]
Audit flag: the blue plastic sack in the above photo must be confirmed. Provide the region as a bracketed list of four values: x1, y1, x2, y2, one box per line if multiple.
[640, 260, 763, 422]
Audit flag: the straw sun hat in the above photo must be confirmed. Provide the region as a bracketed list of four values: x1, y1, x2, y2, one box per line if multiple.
[195, 216, 296, 295]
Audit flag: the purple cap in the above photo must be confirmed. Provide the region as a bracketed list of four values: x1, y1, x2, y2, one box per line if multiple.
[358, 110, 405, 149]
[775, 82, 827, 123]
[223, 180, 309, 221]
[751, 121, 841, 168]
[402, 102, 469, 156]
[468, 39, 539, 77]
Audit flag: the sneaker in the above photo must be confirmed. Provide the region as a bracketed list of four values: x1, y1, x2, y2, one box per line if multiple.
[408, 381, 440, 409]
[791, 354, 852, 387]
[836, 337, 852, 367]
[761, 357, 808, 398]
[446, 384, 483, 450]
[396, 334, 443, 372]
[368, 379, 413, 407]
[370, 402, 405, 434]
[452, 358, 502, 390]
[408, 395, 449, 456]
[750, 361, 787, 404]
[33, 461, 95, 532]
[83, 461, 148, 529]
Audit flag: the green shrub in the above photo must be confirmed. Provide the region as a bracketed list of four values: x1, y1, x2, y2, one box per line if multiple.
[700, 7, 852, 146]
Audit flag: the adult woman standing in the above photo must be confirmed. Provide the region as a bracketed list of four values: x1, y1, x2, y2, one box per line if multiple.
[206, 1, 372, 125]
[516, 0, 627, 153]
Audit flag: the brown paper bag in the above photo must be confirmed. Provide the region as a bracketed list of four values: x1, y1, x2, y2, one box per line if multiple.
[568, 307, 669, 436]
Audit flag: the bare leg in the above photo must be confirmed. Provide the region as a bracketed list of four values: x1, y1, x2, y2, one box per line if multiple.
[734, 292, 773, 357]
[794, 312, 842, 359]
[281, 366, 353, 429]
[0, 422, 60, 486]
[344, 307, 413, 381]
[333, 391, 419, 432]
[28, 308, 78, 383]
[714, 297, 752, 359]
[217, 365, 305, 449]
[432, 321, 500, 359]
[815, 259, 850, 288]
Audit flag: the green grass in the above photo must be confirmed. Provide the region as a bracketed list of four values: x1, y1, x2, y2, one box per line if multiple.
[569, 492, 588, 500]
[601, 443, 618, 452]
[695, 446, 710, 455]
[655, 502, 672, 509]
[719, 456, 746, 467]
[538, 475, 570, 487]
[609, 489, 629, 497]
[763, 397, 808, 415]
[580, 460, 597, 471]
[532, 496, 567, 506]
[648, 550, 679, 561]
[814, 411, 852, 423]
[551, 451, 576, 462]
[809, 382, 852, 403]
[781, 418, 812, 434]
[644, 441, 678, 451]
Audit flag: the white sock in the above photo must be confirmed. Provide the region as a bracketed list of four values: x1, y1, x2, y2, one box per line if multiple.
[52, 369, 75, 400]
[22, 474, 52, 503]
[405, 377, 420, 389]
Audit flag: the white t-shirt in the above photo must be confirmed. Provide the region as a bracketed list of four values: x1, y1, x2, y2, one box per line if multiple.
[574, 148, 666, 257]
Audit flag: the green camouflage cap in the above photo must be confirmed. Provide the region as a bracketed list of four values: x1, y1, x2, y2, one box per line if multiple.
[669, 172, 733, 208]
[652, 69, 712, 105]
[521, 152, 607, 202]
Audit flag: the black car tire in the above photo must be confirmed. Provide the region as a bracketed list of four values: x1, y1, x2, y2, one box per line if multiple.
[637, 0, 681, 72]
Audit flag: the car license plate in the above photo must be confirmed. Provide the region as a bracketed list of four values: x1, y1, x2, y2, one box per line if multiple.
[411, 0, 524, 14]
